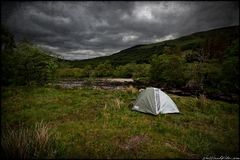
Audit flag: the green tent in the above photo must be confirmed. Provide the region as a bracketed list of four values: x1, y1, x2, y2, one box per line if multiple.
[132, 87, 180, 115]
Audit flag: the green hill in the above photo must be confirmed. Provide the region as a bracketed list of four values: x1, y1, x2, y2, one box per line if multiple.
[67, 25, 239, 67]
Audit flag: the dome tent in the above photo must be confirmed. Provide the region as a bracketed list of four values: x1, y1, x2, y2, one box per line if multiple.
[132, 87, 180, 115]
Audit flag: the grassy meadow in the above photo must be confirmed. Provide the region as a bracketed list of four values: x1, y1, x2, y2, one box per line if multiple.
[1, 85, 239, 159]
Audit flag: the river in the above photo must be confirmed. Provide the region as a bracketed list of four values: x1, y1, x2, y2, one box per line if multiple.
[51, 78, 238, 103]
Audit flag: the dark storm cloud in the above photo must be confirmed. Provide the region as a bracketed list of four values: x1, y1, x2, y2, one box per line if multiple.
[1, 1, 239, 60]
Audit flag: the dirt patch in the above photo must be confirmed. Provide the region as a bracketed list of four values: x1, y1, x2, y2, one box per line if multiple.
[164, 141, 199, 158]
[118, 135, 149, 151]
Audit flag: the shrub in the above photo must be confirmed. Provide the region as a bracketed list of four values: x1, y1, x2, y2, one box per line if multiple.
[82, 65, 94, 77]
[1, 42, 58, 85]
[113, 63, 135, 78]
[113, 63, 150, 78]
[184, 62, 222, 91]
[56, 68, 85, 79]
[91, 62, 114, 77]
[132, 64, 151, 79]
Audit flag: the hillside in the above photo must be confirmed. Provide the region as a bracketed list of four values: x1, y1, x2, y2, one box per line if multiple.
[66, 25, 239, 67]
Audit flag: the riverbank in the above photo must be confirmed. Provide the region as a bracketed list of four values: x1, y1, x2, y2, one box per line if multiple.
[52, 78, 239, 103]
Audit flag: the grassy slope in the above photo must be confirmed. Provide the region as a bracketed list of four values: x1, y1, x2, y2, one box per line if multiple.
[1, 86, 239, 158]
[68, 25, 239, 67]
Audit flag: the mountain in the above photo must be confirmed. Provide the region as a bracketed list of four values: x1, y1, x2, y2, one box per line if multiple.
[63, 25, 239, 67]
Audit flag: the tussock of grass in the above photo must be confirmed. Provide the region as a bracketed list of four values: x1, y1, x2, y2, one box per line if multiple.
[124, 85, 139, 94]
[1, 121, 63, 159]
[114, 98, 122, 109]
[1, 86, 239, 158]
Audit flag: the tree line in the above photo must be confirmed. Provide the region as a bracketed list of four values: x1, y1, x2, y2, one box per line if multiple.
[1, 25, 239, 95]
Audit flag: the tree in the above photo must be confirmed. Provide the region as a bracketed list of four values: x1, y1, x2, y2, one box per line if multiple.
[150, 54, 186, 87]
[132, 64, 151, 79]
[184, 50, 200, 63]
[1, 25, 16, 53]
[91, 62, 113, 77]
[220, 39, 239, 93]
[2, 42, 58, 85]
[82, 65, 93, 77]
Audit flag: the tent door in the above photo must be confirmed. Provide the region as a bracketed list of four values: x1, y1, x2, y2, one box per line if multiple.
[154, 88, 161, 114]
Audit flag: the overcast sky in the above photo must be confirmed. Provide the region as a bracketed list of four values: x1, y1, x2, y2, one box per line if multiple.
[1, 1, 239, 60]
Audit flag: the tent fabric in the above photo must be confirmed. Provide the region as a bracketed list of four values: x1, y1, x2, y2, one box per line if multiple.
[132, 87, 180, 115]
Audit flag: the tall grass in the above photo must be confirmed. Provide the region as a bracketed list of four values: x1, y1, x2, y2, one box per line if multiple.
[1, 121, 60, 159]
[114, 98, 122, 109]
[196, 94, 208, 112]
[124, 85, 138, 94]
